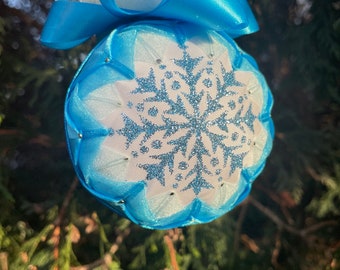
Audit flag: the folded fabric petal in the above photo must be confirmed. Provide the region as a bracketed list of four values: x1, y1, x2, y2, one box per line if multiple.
[64, 21, 274, 229]
[41, 0, 259, 49]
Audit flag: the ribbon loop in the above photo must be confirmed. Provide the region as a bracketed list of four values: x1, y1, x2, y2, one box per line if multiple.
[41, 1, 118, 49]
[41, 0, 259, 49]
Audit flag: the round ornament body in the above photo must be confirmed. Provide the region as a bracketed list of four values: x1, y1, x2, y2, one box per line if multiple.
[65, 21, 274, 229]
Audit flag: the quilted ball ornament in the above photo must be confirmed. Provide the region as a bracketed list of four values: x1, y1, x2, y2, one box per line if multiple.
[65, 21, 274, 229]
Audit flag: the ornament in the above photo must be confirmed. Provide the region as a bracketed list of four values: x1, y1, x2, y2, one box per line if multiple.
[42, 1, 274, 229]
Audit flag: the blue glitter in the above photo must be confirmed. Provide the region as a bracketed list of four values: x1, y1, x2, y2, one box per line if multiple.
[178, 161, 188, 170]
[211, 158, 219, 167]
[133, 69, 158, 94]
[241, 135, 247, 144]
[108, 128, 114, 136]
[182, 173, 213, 195]
[151, 140, 162, 149]
[173, 51, 202, 75]
[127, 101, 133, 108]
[132, 151, 138, 158]
[165, 71, 173, 79]
[244, 105, 256, 132]
[203, 78, 213, 88]
[115, 48, 255, 194]
[229, 152, 247, 175]
[223, 105, 257, 134]
[148, 106, 158, 117]
[117, 114, 144, 148]
[159, 64, 167, 70]
[215, 64, 242, 99]
[232, 132, 239, 141]
[136, 103, 144, 112]
[176, 174, 183, 181]
[228, 100, 236, 110]
[140, 146, 149, 154]
[140, 163, 165, 185]
[172, 80, 181, 90]
[173, 183, 179, 189]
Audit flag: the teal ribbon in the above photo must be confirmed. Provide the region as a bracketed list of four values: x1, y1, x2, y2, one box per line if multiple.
[41, 0, 259, 49]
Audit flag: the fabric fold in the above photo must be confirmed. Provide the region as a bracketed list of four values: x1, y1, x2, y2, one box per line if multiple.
[41, 0, 259, 49]
[41, 1, 118, 49]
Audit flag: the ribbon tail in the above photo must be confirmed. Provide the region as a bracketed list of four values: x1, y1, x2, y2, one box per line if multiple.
[41, 1, 119, 49]
[231, 0, 259, 37]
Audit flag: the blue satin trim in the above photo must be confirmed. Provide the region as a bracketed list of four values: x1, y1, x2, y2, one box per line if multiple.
[41, 0, 259, 49]
[41, 1, 118, 49]
[63, 21, 274, 229]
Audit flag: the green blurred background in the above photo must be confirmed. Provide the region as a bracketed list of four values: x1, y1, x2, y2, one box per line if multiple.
[0, 0, 339, 269]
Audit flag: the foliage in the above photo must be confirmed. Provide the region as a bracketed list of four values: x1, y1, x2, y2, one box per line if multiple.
[0, 0, 339, 269]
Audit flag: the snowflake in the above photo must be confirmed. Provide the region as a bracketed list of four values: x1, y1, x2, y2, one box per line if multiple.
[114, 48, 257, 195]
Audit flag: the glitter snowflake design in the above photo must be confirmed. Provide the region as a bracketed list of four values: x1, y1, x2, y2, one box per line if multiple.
[67, 23, 273, 228]
[109, 45, 258, 197]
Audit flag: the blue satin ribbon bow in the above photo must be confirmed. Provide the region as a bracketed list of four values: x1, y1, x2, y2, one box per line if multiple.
[41, 0, 259, 49]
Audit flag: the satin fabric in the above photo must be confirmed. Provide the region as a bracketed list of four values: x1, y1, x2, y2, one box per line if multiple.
[41, 1, 274, 229]
[64, 21, 274, 229]
[41, 0, 259, 49]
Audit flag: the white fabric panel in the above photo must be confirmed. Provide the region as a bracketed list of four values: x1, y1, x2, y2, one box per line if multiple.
[93, 145, 129, 181]
[148, 191, 184, 218]
[84, 84, 123, 121]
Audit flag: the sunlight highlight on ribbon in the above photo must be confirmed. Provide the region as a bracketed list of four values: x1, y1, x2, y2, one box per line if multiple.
[41, 0, 259, 49]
